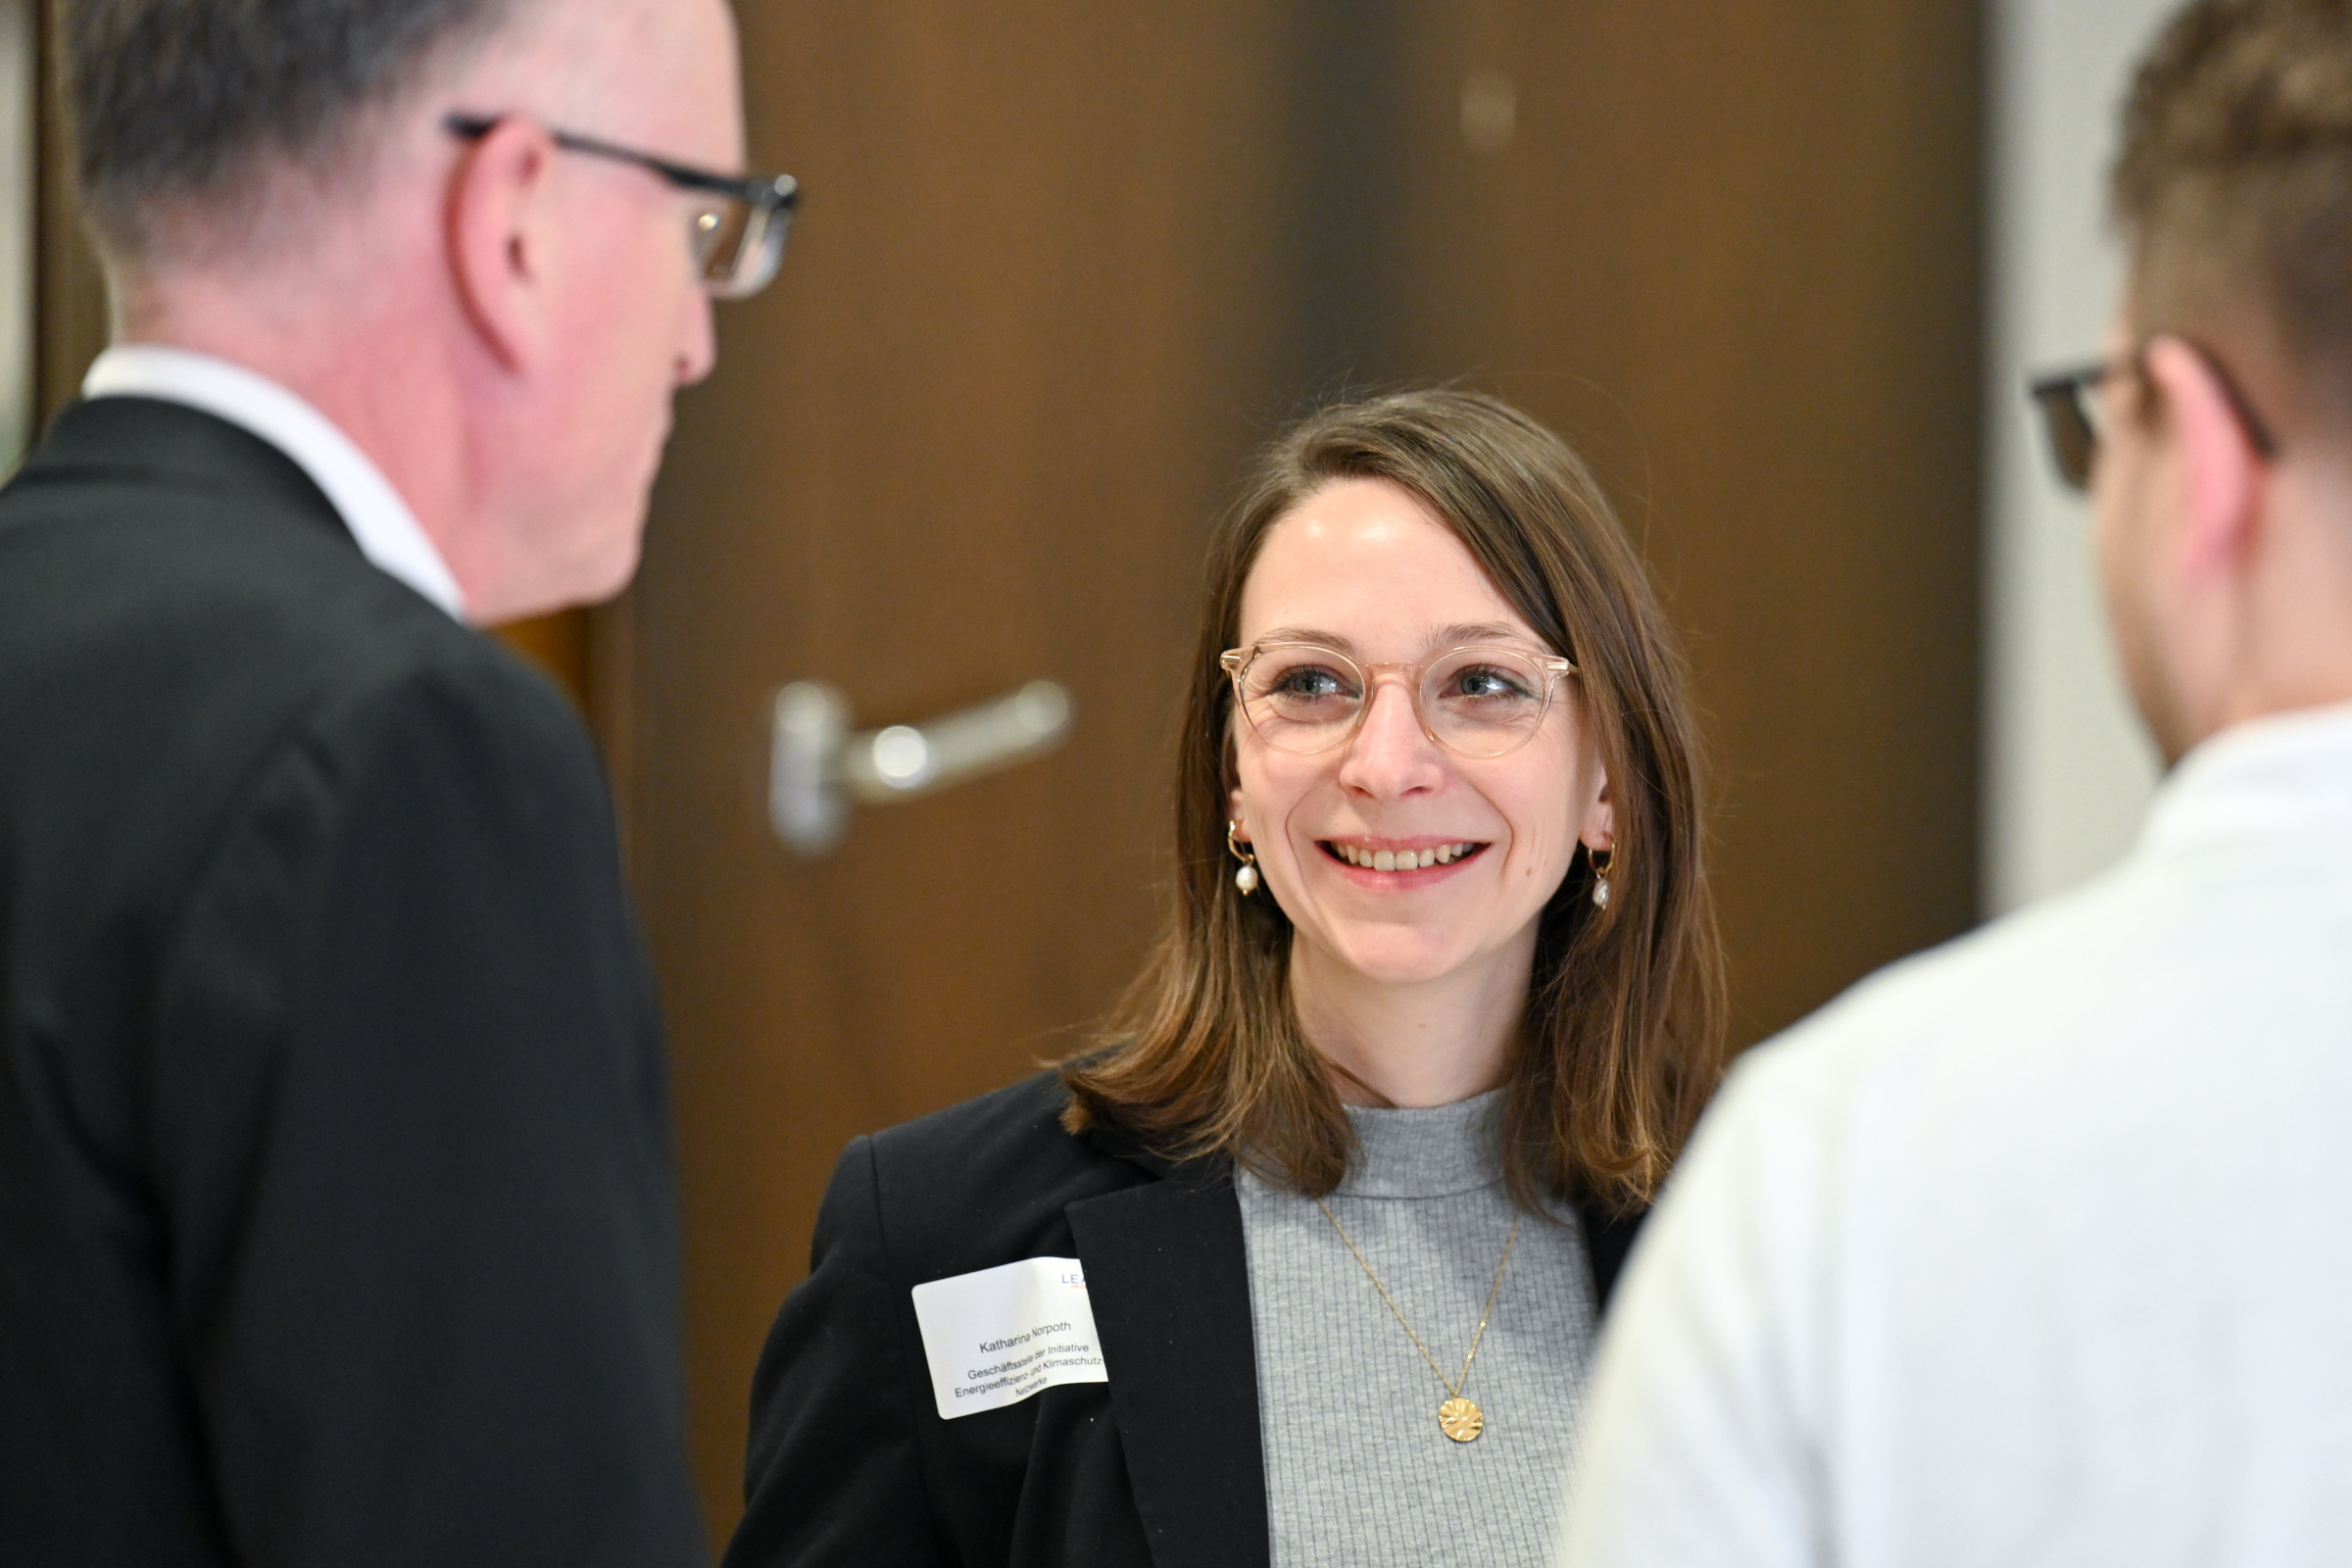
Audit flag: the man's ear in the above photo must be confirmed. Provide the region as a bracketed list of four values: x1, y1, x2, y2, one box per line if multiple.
[2144, 335, 2267, 581]
[447, 118, 561, 373]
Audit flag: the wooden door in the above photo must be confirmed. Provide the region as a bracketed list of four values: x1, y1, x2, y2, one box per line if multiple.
[1363, 0, 1985, 1037]
[635, 0, 1980, 1544]
[624, 0, 1311, 1540]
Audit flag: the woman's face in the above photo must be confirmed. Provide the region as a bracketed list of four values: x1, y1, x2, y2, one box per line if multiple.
[1229, 477, 1613, 992]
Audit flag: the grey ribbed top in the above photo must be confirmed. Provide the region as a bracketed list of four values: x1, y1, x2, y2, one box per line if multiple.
[1236, 1091, 1596, 1568]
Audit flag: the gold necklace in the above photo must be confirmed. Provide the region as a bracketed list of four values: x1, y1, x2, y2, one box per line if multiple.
[1316, 1199, 1521, 1444]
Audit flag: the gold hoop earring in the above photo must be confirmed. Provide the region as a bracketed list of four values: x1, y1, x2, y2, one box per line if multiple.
[1589, 845, 1615, 910]
[1227, 821, 1259, 896]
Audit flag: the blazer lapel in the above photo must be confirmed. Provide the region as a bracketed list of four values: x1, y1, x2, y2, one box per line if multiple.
[1066, 1158, 1270, 1568]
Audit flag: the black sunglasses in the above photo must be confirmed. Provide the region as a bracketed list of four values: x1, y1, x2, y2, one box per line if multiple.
[445, 113, 799, 299]
[2028, 341, 2278, 492]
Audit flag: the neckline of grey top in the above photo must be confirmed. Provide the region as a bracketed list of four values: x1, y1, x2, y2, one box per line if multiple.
[1333, 1089, 1505, 1200]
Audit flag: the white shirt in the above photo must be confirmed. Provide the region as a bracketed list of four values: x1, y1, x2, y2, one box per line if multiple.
[1559, 702, 2352, 1568]
[81, 345, 466, 619]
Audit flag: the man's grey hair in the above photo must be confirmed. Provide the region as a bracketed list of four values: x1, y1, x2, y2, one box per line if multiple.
[67, 0, 523, 259]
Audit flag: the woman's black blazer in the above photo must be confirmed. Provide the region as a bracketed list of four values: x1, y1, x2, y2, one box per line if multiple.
[722, 1071, 1643, 1568]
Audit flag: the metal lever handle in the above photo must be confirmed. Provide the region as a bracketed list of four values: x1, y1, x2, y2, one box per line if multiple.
[769, 678, 1073, 856]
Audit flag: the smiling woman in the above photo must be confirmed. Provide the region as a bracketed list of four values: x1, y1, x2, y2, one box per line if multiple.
[725, 390, 1726, 1568]
[1069, 389, 1724, 1214]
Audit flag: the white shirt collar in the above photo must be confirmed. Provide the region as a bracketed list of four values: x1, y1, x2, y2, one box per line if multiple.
[80, 344, 467, 620]
[2141, 698, 2352, 856]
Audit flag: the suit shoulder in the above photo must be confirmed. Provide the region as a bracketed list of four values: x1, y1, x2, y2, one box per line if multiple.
[0, 458, 483, 709]
[858, 1072, 1143, 1283]
[868, 1071, 1101, 1193]
[304, 612, 590, 780]
[4, 428, 581, 725]
[0, 466, 593, 923]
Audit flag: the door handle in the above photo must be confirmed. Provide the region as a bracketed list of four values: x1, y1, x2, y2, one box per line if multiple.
[768, 678, 1074, 856]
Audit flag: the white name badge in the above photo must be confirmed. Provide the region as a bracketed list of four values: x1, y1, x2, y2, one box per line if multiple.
[909, 1255, 1108, 1420]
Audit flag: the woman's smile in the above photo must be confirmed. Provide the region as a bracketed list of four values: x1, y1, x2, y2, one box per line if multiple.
[1316, 837, 1491, 882]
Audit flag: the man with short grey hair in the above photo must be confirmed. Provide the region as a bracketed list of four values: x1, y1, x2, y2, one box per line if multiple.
[1559, 0, 2352, 1562]
[0, 0, 794, 1561]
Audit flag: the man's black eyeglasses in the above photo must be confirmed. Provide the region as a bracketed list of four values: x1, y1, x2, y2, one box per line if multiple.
[445, 113, 798, 300]
[2028, 341, 2278, 493]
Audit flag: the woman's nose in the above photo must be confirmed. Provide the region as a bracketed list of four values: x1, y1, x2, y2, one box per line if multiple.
[1337, 678, 1445, 796]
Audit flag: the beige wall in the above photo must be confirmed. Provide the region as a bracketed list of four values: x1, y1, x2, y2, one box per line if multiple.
[1983, 0, 2175, 912]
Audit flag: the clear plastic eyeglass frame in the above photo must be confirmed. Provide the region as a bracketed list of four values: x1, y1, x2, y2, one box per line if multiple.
[1219, 642, 1576, 760]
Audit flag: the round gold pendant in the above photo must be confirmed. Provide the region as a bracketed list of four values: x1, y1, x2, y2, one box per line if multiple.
[1438, 1396, 1485, 1443]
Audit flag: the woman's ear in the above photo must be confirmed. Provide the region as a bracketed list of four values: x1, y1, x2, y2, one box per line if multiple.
[1578, 757, 1615, 854]
[446, 117, 562, 373]
[1228, 784, 1250, 842]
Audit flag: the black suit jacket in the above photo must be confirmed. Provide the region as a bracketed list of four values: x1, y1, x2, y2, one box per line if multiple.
[0, 399, 706, 1567]
[724, 1071, 1643, 1568]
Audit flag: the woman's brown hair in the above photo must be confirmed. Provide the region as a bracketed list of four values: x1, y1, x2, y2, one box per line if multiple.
[1061, 389, 1725, 1215]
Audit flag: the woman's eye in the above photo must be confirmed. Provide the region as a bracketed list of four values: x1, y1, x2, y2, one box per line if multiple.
[1448, 666, 1531, 701]
[1274, 667, 1348, 699]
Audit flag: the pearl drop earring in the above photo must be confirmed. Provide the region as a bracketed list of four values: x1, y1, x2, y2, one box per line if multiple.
[1590, 845, 1615, 909]
[1227, 821, 1259, 895]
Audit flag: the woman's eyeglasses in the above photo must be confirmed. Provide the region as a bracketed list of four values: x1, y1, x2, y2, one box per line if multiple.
[445, 114, 799, 300]
[1220, 643, 1575, 760]
[2027, 341, 2278, 492]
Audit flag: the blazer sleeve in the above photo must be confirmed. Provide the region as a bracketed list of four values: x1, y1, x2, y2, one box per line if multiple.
[147, 648, 707, 1568]
[725, 1136, 948, 1568]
